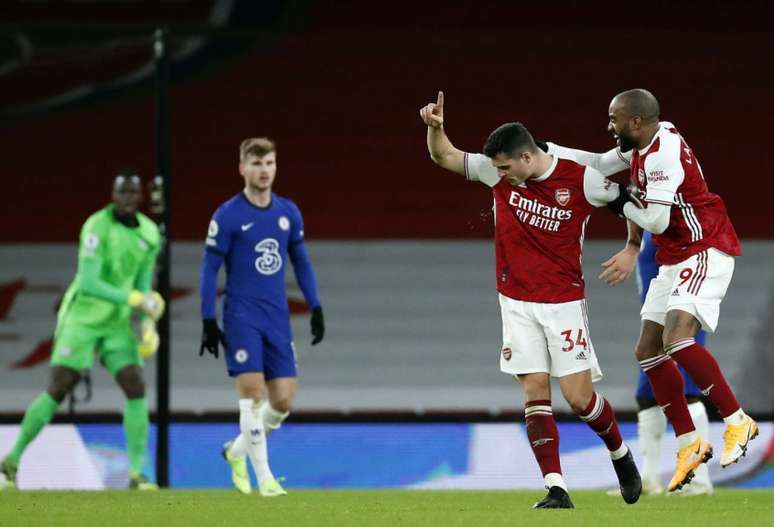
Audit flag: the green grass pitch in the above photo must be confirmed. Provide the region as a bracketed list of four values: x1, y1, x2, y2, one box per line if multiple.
[1, 489, 773, 527]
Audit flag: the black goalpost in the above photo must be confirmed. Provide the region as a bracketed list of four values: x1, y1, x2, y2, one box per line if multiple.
[153, 27, 172, 488]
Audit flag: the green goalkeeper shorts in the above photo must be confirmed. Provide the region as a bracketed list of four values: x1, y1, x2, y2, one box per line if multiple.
[50, 321, 142, 376]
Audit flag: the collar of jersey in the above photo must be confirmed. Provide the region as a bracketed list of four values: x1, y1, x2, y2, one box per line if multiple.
[637, 121, 670, 156]
[241, 191, 273, 210]
[531, 153, 559, 183]
[108, 204, 140, 228]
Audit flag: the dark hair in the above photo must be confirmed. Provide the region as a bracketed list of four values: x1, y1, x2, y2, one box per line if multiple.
[113, 170, 141, 190]
[483, 122, 538, 158]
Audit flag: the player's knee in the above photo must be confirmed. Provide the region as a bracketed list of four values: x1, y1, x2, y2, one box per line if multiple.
[271, 396, 293, 414]
[663, 311, 700, 344]
[565, 393, 592, 414]
[46, 367, 81, 403]
[519, 374, 550, 402]
[116, 367, 146, 399]
[634, 336, 661, 362]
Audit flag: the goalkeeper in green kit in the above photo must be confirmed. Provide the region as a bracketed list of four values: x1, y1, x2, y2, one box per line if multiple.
[1, 173, 164, 490]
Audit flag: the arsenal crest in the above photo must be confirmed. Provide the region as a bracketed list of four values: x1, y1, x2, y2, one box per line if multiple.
[555, 188, 571, 206]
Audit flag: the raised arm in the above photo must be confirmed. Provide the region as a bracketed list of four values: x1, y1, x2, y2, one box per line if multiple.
[419, 91, 465, 175]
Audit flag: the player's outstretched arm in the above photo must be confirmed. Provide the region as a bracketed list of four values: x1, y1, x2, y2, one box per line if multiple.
[548, 143, 631, 177]
[420, 91, 465, 175]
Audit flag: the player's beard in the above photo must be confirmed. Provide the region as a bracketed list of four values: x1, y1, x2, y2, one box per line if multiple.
[617, 126, 636, 153]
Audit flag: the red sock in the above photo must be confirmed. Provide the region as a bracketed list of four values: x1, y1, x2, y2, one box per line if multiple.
[639, 355, 695, 436]
[577, 392, 623, 452]
[667, 339, 741, 418]
[524, 400, 562, 476]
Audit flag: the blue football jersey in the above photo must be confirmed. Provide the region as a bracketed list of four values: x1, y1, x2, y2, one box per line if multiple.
[206, 192, 304, 315]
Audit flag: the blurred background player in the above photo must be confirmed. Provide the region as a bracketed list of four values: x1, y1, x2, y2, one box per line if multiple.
[0, 173, 164, 490]
[635, 231, 712, 495]
[419, 91, 642, 509]
[551, 88, 755, 493]
[199, 137, 324, 497]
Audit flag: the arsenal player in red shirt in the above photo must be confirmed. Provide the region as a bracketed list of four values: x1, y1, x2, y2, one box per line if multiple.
[420, 91, 642, 509]
[549, 88, 756, 494]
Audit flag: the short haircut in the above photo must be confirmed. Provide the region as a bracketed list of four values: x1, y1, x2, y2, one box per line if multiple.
[615, 89, 660, 121]
[483, 122, 538, 158]
[113, 170, 141, 190]
[240, 137, 276, 161]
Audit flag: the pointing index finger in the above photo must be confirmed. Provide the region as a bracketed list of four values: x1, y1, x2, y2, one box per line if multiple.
[437, 91, 444, 108]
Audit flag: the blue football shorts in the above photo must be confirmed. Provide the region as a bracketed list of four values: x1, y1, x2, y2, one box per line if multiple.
[222, 312, 297, 380]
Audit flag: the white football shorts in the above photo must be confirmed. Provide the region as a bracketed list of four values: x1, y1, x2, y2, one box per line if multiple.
[641, 248, 734, 332]
[498, 294, 602, 381]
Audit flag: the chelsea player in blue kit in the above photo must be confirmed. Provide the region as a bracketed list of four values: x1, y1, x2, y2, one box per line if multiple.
[199, 137, 324, 496]
[635, 231, 712, 495]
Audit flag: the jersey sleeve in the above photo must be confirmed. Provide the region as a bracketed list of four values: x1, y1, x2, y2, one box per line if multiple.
[548, 143, 631, 177]
[78, 214, 107, 263]
[205, 206, 235, 255]
[582, 166, 619, 207]
[287, 200, 306, 246]
[199, 249, 224, 320]
[287, 201, 321, 309]
[643, 151, 684, 206]
[134, 245, 159, 293]
[76, 215, 131, 304]
[464, 153, 499, 187]
[134, 216, 161, 293]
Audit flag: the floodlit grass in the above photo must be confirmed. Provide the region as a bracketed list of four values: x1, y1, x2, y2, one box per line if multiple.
[1, 489, 772, 527]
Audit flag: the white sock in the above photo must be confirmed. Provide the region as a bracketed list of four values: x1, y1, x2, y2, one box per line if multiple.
[676, 430, 698, 449]
[688, 401, 713, 489]
[260, 401, 290, 434]
[722, 408, 746, 426]
[544, 472, 567, 492]
[638, 406, 667, 485]
[229, 434, 246, 457]
[610, 443, 629, 461]
[239, 398, 274, 484]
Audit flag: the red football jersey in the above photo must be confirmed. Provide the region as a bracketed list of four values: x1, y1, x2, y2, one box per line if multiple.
[630, 123, 741, 265]
[465, 153, 618, 303]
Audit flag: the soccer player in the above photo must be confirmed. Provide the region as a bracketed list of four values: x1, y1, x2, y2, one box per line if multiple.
[199, 137, 324, 497]
[635, 231, 712, 495]
[550, 88, 756, 493]
[419, 91, 642, 509]
[0, 173, 164, 491]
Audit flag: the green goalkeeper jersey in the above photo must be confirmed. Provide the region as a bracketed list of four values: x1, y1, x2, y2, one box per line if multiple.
[58, 204, 161, 328]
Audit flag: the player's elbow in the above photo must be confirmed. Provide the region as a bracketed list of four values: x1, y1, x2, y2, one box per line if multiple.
[638, 217, 668, 235]
[429, 151, 447, 166]
[650, 218, 669, 235]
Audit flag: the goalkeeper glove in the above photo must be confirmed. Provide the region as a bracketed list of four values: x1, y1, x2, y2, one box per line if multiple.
[137, 319, 160, 359]
[607, 183, 644, 217]
[310, 306, 325, 345]
[128, 290, 165, 321]
[200, 319, 227, 358]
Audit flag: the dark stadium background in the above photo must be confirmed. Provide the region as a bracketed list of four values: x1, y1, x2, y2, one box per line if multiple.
[0, 0, 770, 241]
